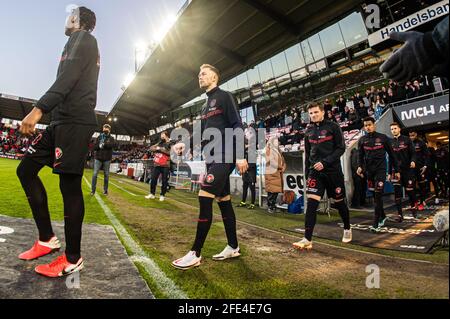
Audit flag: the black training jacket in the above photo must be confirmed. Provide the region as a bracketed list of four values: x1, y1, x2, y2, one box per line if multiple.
[94, 133, 115, 162]
[304, 119, 346, 178]
[390, 135, 416, 172]
[358, 131, 398, 174]
[198, 86, 244, 162]
[35, 30, 100, 127]
[436, 147, 449, 170]
[411, 139, 429, 168]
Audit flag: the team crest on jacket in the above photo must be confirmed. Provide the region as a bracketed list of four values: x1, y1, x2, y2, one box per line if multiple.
[375, 138, 382, 143]
[209, 99, 217, 108]
[321, 130, 328, 135]
[206, 174, 215, 184]
[55, 148, 63, 160]
[335, 187, 342, 194]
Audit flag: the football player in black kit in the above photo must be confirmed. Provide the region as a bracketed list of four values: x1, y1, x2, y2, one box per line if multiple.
[172, 64, 248, 270]
[357, 118, 399, 232]
[435, 142, 449, 199]
[389, 123, 417, 221]
[409, 130, 430, 211]
[292, 102, 352, 251]
[16, 7, 99, 277]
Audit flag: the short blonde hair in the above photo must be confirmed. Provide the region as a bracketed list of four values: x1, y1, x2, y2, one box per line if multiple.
[200, 64, 220, 82]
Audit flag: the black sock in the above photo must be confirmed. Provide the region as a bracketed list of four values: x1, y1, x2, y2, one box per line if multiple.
[191, 197, 214, 256]
[335, 201, 350, 230]
[60, 174, 84, 264]
[305, 199, 320, 241]
[250, 183, 256, 205]
[17, 158, 54, 242]
[374, 192, 383, 227]
[394, 185, 403, 215]
[218, 200, 238, 249]
[242, 182, 248, 203]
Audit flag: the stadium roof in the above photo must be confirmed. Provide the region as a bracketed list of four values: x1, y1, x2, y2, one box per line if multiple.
[0, 93, 108, 130]
[109, 0, 364, 136]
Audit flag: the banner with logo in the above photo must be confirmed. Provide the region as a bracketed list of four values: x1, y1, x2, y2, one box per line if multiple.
[368, 1, 449, 47]
[394, 95, 449, 127]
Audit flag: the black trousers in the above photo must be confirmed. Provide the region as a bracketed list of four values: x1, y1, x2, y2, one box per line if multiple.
[267, 192, 278, 209]
[150, 166, 170, 196]
[351, 174, 366, 206]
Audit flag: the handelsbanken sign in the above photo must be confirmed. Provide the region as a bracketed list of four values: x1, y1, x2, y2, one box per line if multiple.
[394, 95, 449, 127]
[368, 0, 449, 47]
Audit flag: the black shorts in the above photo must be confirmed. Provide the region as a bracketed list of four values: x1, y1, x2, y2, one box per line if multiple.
[392, 169, 415, 191]
[306, 170, 346, 201]
[200, 163, 235, 197]
[367, 170, 386, 192]
[25, 124, 96, 176]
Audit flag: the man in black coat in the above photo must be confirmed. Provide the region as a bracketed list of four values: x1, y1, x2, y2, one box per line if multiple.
[91, 124, 115, 195]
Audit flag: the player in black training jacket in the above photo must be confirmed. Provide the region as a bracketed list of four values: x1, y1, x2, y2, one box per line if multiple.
[357, 117, 399, 232]
[292, 102, 352, 251]
[172, 64, 248, 270]
[389, 123, 417, 221]
[409, 130, 430, 211]
[16, 7, 99, 278]
[435, 142, 449, 199]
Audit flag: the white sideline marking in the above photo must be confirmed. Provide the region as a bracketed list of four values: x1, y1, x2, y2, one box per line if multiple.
[95, 175, 137, 196]
[83, 176, 187, 299]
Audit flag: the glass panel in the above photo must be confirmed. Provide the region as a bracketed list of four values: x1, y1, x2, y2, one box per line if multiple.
[247, 67, 261, 86]
[270, 52, 289, 77]
[339, 12, 368, 47]
[300, 40, 314, 65]
[258, 60, 275, 82]
[227, 77, 238, 92]
[319, 23, 346, 56]
[284, 44, 305, 72]
[308, 34, 324, 61]
[236, 72, 249, 90]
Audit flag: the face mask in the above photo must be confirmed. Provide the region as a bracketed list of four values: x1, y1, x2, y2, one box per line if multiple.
[65, 8, 80, 36]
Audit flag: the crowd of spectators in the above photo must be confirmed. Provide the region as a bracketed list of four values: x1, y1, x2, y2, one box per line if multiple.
[0, 123, 36, 157]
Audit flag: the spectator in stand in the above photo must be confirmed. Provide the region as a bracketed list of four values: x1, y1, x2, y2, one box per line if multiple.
[374, 96, 385, 120]
[353, 92, 364, 109]
[341, 105, 350, 122]
[326, 110, 336, 122]
[336, 95, 347, 115]
[323, 98, 333, 114]
[292, 112, 302, 131]
[356, 100, 369, 121]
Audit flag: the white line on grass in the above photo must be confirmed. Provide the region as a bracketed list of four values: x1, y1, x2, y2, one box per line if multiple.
[94, 175, 138, 196]
[83, 176, 187, 299]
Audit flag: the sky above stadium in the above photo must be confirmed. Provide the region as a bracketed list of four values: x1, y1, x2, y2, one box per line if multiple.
[0, 0, 186, 113]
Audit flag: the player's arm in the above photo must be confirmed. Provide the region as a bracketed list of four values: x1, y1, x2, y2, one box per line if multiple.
[304, 136, 311, 179]
[35, 32, 95, 114]
[224, 92, 247, 173]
